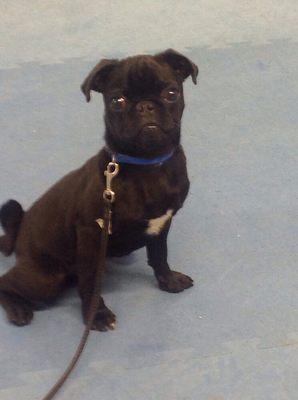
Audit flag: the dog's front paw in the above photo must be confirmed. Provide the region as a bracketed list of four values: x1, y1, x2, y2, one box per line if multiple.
[84, 306, 116, 332]
[157, 271, 193, 293]
[92, 308, 116, 332]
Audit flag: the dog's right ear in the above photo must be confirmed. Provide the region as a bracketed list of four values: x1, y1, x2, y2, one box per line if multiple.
[81, 59, 119, 102]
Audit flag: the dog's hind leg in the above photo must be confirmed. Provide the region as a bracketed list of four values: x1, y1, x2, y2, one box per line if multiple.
[0, 259, 67, 326]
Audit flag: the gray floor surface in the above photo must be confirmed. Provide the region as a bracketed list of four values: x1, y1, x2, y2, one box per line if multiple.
[0, 2, 298, 399]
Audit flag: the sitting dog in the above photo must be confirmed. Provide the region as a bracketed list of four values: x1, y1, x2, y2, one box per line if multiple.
[0, 49, 198, 331]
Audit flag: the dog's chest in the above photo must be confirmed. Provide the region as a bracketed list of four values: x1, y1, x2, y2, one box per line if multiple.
[111, 165, 187, 236]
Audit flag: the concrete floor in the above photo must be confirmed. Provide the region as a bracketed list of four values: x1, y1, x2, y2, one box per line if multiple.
[0, 2, 298, 399]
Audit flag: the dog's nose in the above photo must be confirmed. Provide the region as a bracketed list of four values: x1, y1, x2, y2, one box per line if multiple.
[136, 101, 155, 114]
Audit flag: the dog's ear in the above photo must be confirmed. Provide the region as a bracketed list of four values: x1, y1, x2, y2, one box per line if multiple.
[155, 49, 198, 84]
[81, 59, 119, 102]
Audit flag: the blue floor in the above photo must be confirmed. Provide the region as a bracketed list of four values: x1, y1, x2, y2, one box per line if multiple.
[1, 3, 298, 399]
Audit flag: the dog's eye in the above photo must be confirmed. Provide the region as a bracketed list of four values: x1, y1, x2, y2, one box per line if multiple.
[162, 89, 180, 103]
[110, 96, 126, 111]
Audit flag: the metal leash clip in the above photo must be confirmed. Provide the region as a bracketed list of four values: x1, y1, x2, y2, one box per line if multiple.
[95, 160, 120, 235]
[103, 161, 119, 204]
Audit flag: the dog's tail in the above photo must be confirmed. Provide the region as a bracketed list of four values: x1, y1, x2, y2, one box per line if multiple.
[0, 199, 24, 256]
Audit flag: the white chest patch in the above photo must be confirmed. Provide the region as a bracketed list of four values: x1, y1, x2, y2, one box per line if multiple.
[146, 209, 173, 236]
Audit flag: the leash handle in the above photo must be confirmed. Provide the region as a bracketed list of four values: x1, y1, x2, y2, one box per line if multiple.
[41, 161, 119, 400]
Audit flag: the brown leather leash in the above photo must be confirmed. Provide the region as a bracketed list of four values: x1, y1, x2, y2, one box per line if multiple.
[41, 160, 119, 400]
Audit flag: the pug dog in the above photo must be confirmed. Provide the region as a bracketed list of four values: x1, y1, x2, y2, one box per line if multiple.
[0, 49, 198, 331]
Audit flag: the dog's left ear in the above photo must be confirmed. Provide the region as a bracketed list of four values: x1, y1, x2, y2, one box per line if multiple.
[81, 59, 119, 102]
[155, 49, 198, 84]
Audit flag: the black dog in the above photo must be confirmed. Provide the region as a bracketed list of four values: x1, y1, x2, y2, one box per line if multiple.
[0, 49, 198, 331]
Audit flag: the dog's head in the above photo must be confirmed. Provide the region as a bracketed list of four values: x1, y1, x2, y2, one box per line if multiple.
[81, 49, 198, 158]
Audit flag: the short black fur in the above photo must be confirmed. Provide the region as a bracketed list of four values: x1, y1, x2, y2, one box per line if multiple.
[0, 49, 198, 330]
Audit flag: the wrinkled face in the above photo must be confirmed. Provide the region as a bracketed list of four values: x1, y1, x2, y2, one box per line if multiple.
[81, 49, 198, 158]
[103, 57, 184, 157]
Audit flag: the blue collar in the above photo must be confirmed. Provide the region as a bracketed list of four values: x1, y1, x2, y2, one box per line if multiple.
[112, 150, 174, 165]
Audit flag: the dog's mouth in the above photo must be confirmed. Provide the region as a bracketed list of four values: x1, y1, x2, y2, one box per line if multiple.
[139, 123, 163, 135]
[142, 123, 159, 129]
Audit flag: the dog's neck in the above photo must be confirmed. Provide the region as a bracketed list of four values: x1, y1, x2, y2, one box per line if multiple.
[104, 126, 181, 162]
[104, 147, 175, 166]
